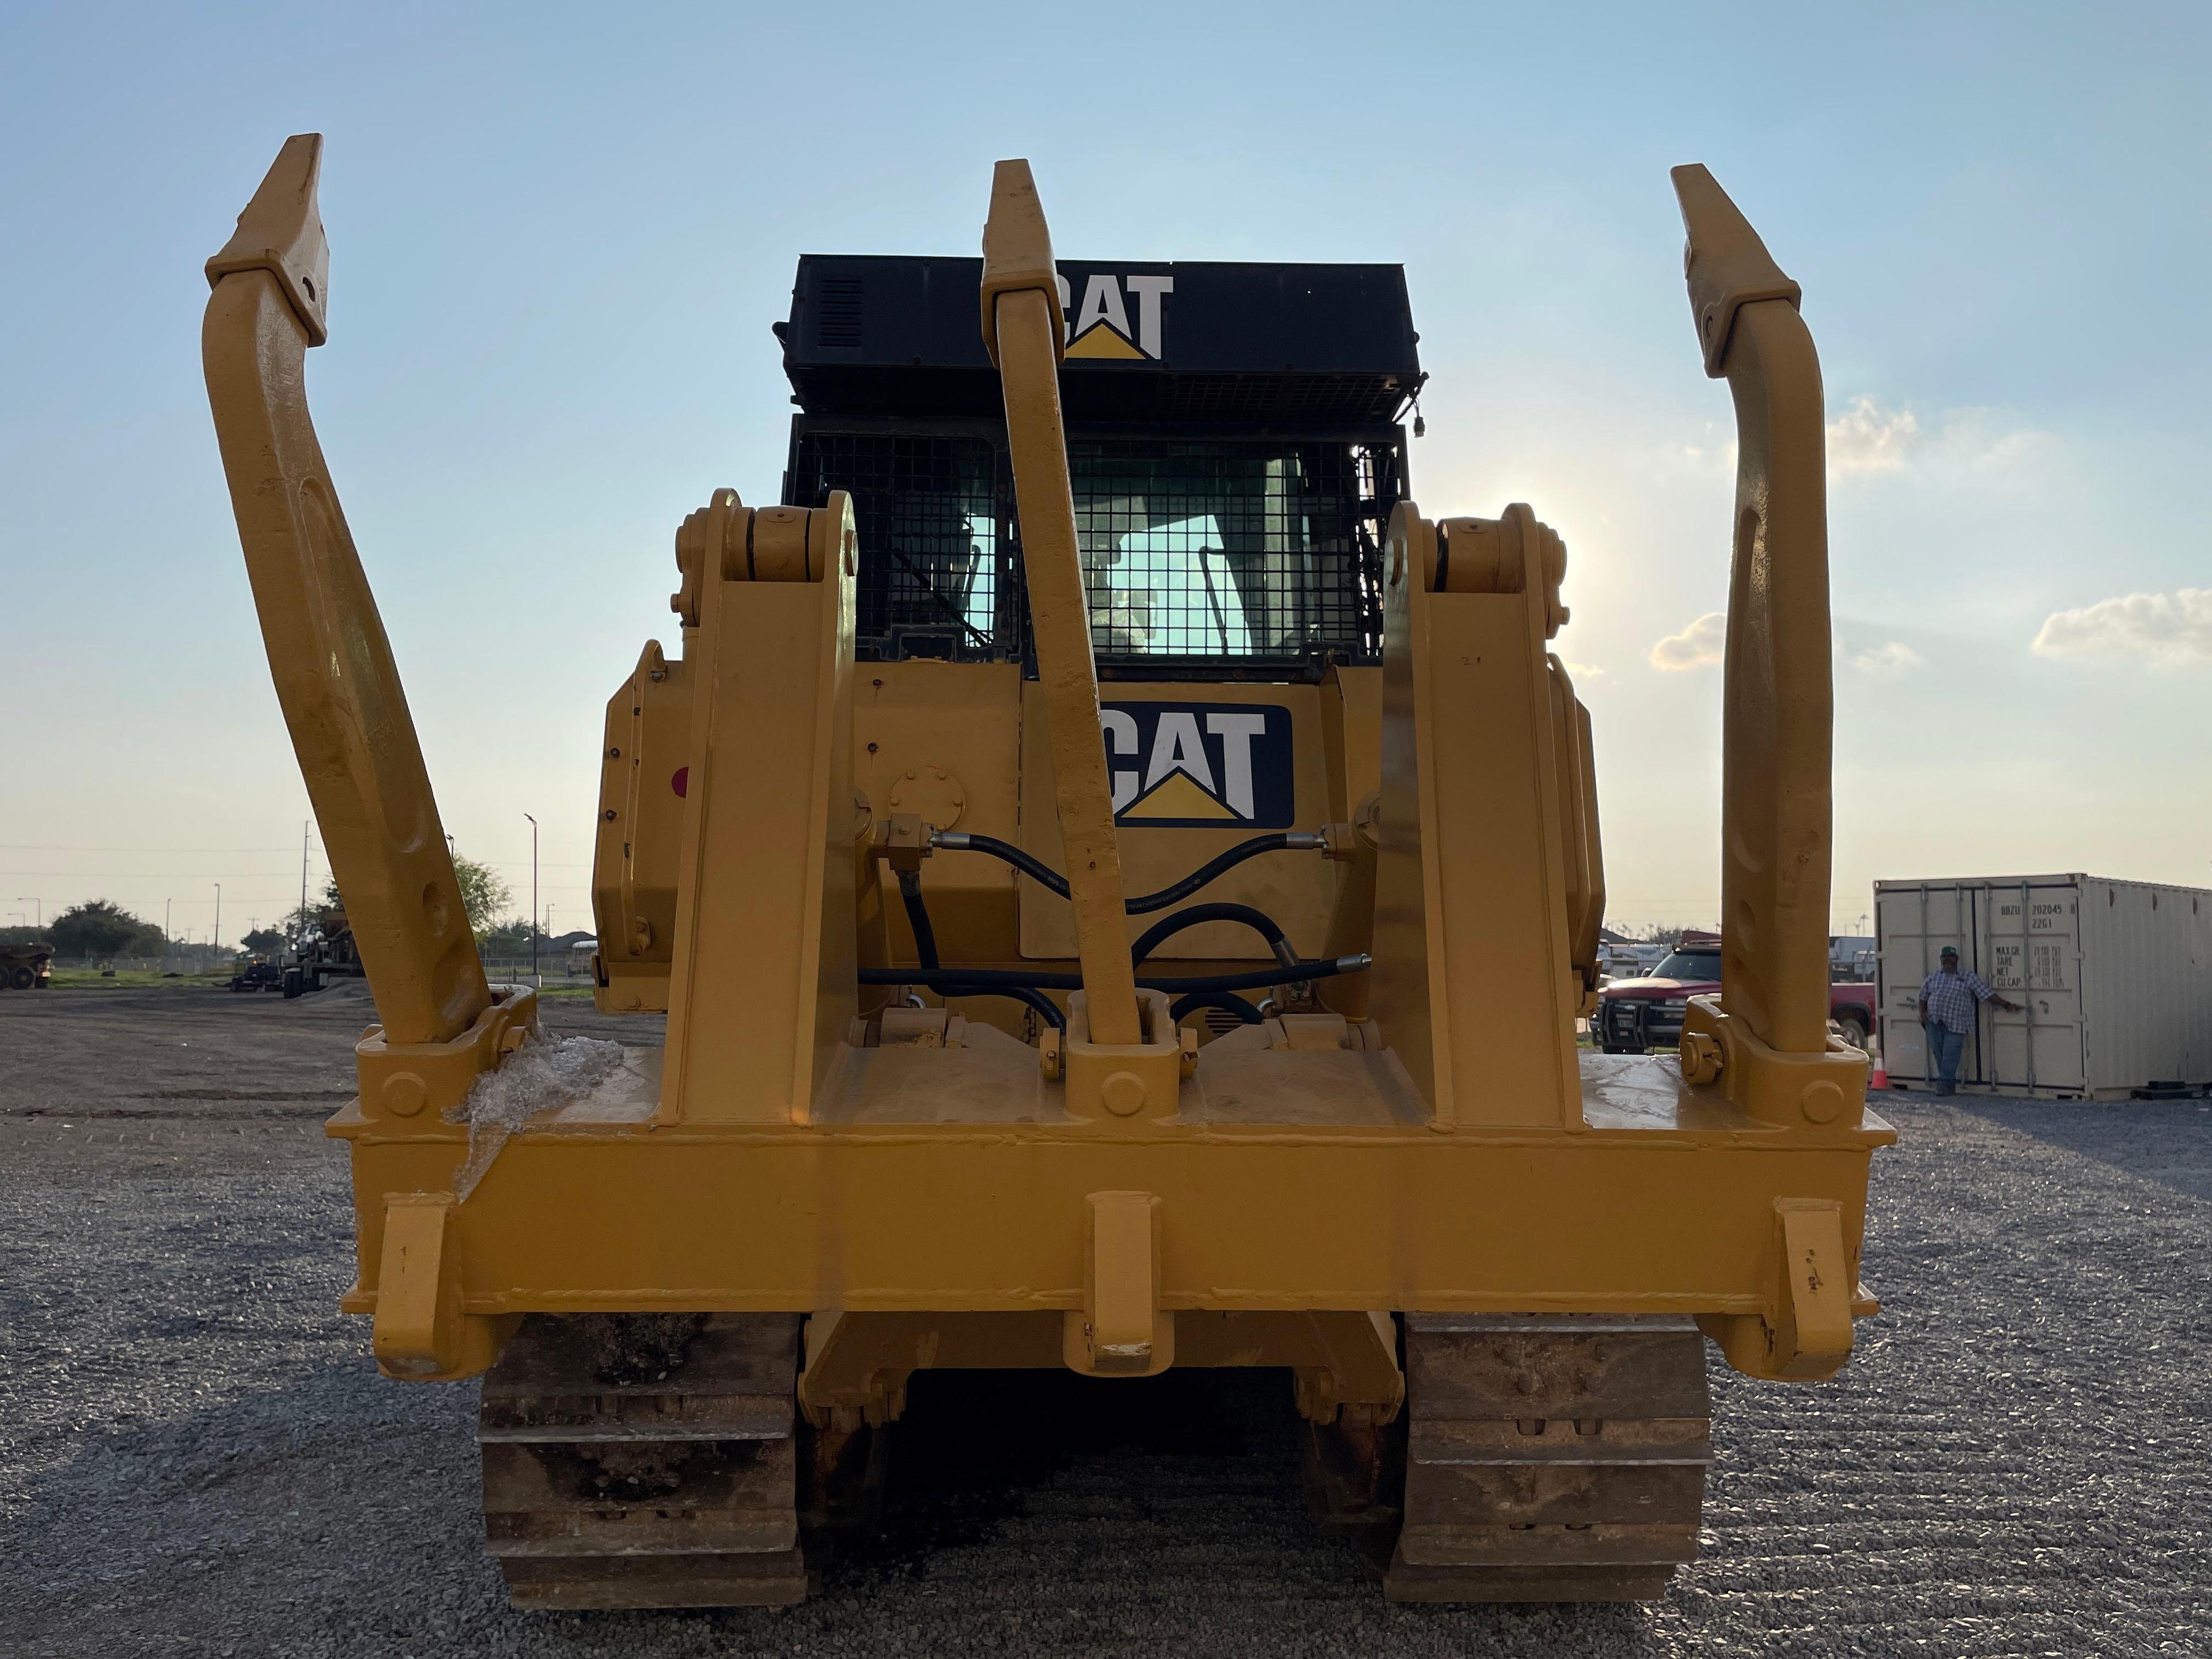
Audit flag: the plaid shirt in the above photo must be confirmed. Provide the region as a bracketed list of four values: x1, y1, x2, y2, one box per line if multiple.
[1920, 968, 1993, 1033]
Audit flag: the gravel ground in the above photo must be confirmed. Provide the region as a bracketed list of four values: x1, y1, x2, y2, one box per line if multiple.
[2, 987, 2207, 1657]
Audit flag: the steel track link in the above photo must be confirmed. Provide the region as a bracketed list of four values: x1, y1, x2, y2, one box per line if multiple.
[1382, 1313, 1714, 1602]
[476, 1313, 806, 1608]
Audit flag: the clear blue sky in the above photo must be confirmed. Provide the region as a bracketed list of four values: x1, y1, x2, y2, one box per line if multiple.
[2, 1, 2206, 943]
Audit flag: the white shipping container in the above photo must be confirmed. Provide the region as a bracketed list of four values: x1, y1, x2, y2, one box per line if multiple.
[1874, 875, 2212, 1099]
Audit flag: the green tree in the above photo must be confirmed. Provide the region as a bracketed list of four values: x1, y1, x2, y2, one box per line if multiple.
[241, 926, 287, 953]
[275, 860, 508, 941]
[453, 855, 512, 939]
[478, 918, 537, 959]
[274, 878, 343, 946]
[50, 900, 167, 958]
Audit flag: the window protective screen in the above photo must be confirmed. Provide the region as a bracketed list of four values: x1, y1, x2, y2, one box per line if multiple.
[790, 431, 1395, 672]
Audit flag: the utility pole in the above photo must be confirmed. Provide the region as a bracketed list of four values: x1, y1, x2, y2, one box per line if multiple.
[165, 898, 172, 950]
[524, 813, 539, 987]
[301, 820, 311, 942]
[213, 883, 221, 956]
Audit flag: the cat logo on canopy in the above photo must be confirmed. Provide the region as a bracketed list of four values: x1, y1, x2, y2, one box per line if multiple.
[1100, 702, 1293, 828]
[1054, 272, 1173, 361]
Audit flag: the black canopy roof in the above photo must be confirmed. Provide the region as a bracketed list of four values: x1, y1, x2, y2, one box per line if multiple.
[781, 256, 1420, 426]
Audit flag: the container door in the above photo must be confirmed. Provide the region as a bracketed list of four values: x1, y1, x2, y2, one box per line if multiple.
[1876, 883, 1982, 1086]
[1978, 881, 2085, 1094]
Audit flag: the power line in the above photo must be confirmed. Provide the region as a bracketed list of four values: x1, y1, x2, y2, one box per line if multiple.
[0, 844, 321, 853]
[0, 861, 593, 876]
[0, 869, 333, 879]
[0, 846, 590, 866]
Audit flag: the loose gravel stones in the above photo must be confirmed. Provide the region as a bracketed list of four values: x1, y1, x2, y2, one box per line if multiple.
[2, 989, 2206, 1656]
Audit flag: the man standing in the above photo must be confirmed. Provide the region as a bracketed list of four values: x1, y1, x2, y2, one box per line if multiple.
[1917, 946, 2023, 1096]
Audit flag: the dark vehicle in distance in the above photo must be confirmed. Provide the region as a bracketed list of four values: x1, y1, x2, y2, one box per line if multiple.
[280, 908, 363, 998]
[1, 941, 53, 990]
[1597, 946, 1877, 1055]
[229, 955, 287, 993]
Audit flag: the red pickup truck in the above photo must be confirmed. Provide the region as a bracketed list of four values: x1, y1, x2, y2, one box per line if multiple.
[1595, 944, 1877, 1055]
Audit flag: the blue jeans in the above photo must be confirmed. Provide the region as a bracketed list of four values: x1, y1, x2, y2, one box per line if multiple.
[1925, 1021, 1967, 1092]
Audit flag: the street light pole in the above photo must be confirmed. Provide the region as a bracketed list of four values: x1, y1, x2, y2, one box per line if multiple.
[213, 883, 221, 958]
[14, 898, 38, 928]
[524, 813, 539, 988]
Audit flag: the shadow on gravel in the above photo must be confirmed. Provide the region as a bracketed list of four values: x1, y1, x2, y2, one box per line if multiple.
[811, 1365, 1669, 1657]
[1946, 1093, 2212, 1202]
[7, 1355, 1676, 1658]
[874, 1365, 1269, 1558]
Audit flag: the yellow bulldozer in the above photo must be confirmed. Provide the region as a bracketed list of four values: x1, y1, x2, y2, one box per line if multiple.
[203, 137, 1890, 1608]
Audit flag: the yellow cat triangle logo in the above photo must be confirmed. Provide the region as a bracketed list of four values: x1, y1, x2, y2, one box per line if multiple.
[1122, 770, 1235, 820]
[1066, 324, 1146, 361]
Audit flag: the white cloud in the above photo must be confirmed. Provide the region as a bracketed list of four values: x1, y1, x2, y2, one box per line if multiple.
[1559, 657, 1607, 680]
[1824, 396, 2057, 484]
[2032, 589, 2212, 666]
[1826, 396, 1922, 476]
[1649, 612, 1725, 672]
[1652, 399, 2050, 488]
[1931, 411, 2063, 479]
[1647, 616, 1924, 678]
[1844, 640, 1925, 678]
[1656, 435, 1737, 478]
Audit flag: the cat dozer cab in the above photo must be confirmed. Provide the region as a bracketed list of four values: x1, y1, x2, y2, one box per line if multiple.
[204, 139, 1891, 1608]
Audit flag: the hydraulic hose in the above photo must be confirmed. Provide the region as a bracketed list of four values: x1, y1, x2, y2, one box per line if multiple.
[932, 832, 1070, 898]
[891, 872, 1291, 1031]
[858, 955, 1369, 998]
[891, 868, 1061, 1027]
[895, 868, 940, 971]
[932, 982, 1066, 1031]
[1130, 902, 1300, 972]
[1170, 990, 1265, 1027]
[891, 868, 1059, 1028]
[1123, 834, 1314, 915]
[935, 830, 1325, 914]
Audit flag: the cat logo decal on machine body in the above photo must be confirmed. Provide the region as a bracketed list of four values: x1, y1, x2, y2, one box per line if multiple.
[1054, 271, 1173, 360]
[1100, 702, 1293, 828]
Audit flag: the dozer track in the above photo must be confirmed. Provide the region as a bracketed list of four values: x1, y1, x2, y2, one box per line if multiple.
[478, 1314, 806, 1609]
[1383, 1314, 1714, 1603]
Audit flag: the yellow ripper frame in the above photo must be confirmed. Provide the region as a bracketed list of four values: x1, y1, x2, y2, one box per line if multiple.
[204, 139, 1885, 1415]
